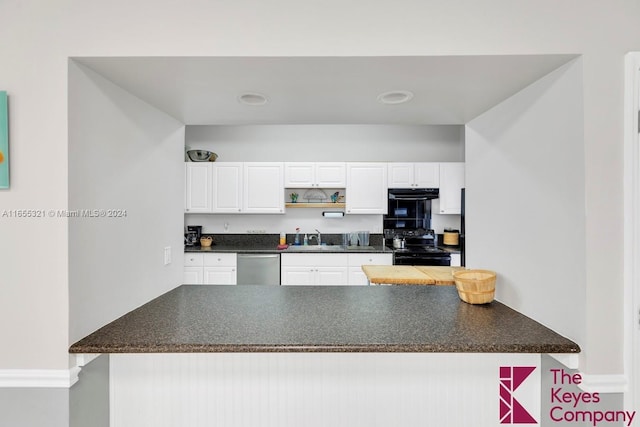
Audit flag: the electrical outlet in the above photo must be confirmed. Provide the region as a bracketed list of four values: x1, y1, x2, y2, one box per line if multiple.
[164, 246, 172, 265]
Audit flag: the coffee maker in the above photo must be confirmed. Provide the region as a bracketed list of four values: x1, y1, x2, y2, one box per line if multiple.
[185, 225, 202, 246]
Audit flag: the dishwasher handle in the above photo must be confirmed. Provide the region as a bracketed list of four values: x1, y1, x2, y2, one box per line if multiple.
[237, 254, 280, 259]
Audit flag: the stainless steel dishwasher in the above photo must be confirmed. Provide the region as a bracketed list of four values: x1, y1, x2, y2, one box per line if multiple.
[236, 253, 281, 285]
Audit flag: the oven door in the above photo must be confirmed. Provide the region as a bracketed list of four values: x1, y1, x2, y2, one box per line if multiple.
[393, 253, 451, 266]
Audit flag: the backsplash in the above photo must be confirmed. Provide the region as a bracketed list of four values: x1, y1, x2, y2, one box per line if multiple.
[185, 211, 460, 235]
[197, 233, 384, 247]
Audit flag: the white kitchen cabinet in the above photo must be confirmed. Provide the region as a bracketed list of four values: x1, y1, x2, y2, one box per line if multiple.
[185, 162, 284, 214]
[388, 163, 439, 188]
[185, 163, 212, 213]
[243, 162, 285, 214]
[345, 163, 388, 214]
[347, 253, 393, 286]
[450, 253, 461, 267]
[184, 252, 237, 285]
[183, 253, 204, 284]
[203, 253, 237, 285]
[183, 267, 203, 284]
[212, 162, 243, 213]
[284, 162, 346, 188]
[434, 162, 465, 214]
[281, 253, 349, 286]
[281, 252, 391, 286]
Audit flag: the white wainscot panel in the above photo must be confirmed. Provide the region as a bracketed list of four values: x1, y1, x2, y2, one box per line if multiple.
[110, 353, 540, 427]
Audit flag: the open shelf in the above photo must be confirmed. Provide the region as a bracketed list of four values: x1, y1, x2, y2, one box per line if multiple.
[286, 203, 346, 208]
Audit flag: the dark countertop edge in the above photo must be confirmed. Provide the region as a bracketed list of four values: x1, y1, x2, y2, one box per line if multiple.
[69, 343, 580, 354]
[185, 245, 394, 254]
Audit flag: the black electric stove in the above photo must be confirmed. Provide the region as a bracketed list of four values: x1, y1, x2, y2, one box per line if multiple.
[385, 229, 451, 266]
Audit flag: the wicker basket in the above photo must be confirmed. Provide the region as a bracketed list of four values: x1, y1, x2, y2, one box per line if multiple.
[453, 269, 496, 304]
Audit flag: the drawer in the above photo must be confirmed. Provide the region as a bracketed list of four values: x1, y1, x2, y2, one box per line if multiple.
[203, 252, 237, 267]
[280, 253, 348, 267]
[347, 253, 393, 267]
[184, 253, 204, 267]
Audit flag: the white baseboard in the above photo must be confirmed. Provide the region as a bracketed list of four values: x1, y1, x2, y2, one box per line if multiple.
[0, 367, 81, 388]
[578, 374, 628, 394]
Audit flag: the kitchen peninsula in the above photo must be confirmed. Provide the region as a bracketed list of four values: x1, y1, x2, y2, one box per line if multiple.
[70, 286, 578, 426]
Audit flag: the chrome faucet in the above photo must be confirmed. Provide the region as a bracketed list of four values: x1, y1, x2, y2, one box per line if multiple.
[313, 229, 322, 245]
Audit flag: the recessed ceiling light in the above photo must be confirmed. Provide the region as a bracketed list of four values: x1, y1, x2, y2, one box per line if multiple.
[377, 90, 414, 105]
[238, 92, 269, 106]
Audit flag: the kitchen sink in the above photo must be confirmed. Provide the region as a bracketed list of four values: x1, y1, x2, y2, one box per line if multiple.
[286, 245, 345, 251]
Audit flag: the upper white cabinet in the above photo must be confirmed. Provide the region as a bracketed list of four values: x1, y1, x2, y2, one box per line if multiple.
[434, 162, 465, 214]
[185, 162, 284, 214]
[345, 163, 388, 215]
[185, 163, 212, 213]
[243, 162, 285, 214]
[212, 162, 243, 213]
[284, 162, 346, 188]
[388, 163, 440, 188]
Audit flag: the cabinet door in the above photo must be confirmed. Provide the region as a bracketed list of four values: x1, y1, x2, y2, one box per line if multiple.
[414, 163, 440, 188]
[437, 163, 465, 214]
[450, 253, 461, 267]
[316, 267, 349, 285]
[203, 266, 237, 285]
[212, 163, 243, 213]
[183, 267, 203, 284]
[387, 163, 414, 188]
[185, 163, 212, 213]
[346, 163, 388, 214]
[284, 163, 315, 187]
[347, 253, 393, 285]
[348, 267, 370, 286]
[243, 162, 284, 214]
[280, 266, 316, 286]
[315, 162, 346, 187]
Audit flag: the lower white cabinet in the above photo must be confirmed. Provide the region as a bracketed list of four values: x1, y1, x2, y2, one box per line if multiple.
[281, 252, 392, 286]
[281, 254, 349, 286]
[347, 253, 393, 286]
[183, 253, 237, 285]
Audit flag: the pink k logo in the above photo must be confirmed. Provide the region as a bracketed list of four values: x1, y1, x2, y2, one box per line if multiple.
[500, 366, 537, 424]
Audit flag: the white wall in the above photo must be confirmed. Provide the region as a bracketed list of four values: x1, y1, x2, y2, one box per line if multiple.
[68, 62, 185, 343]
[466, 60, 586, 360]
[0, 0, 637, 376]
[186, 124, 465, 162]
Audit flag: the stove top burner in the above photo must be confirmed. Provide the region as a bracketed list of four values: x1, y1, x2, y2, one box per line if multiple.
[390, 245, 447, 254]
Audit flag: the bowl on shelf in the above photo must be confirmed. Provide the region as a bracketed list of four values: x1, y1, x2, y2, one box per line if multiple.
[187, 150, 218, 162]
[453, 269, 496, 304]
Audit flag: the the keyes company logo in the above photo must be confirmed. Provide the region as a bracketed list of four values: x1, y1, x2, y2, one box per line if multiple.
[500, 366, 537, 424]
[500, 366, 637, 426]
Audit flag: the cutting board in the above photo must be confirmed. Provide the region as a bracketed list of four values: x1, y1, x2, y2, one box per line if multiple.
[361, 265, 464, 285]
[414, 266, 465, 285]
[361, 265, 435, 285]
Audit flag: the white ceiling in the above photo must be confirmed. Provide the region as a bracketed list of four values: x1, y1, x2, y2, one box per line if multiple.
[75, 55, 577, 125]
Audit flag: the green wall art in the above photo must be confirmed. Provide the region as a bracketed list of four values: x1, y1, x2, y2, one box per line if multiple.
[0, 91, 7, 189]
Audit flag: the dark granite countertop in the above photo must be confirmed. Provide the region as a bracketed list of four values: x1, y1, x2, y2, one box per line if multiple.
[185, 244, 393, 254]
[69, 285, 580, 354]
